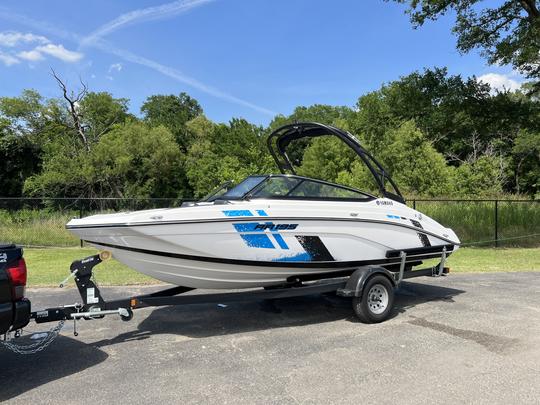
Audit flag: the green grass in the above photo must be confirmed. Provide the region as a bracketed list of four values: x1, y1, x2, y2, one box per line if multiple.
[447, 247, 540, 273]
[23, 247, 540, 287]
[415, 201, 540, 247]
[25, 247, 157, 287]
[0, 209, 80, 247]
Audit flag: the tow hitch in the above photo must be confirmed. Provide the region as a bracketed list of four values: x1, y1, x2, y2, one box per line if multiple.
[31, 252, 134, 335]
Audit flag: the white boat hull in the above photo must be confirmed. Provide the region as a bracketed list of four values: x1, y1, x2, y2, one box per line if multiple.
[68, 199, 459, 289]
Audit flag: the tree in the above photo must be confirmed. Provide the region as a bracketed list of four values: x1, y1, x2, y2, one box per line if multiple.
[297, 137, 357, 182]
[51, 72, 131, 151]
[185, 118, 274, 197]
[352, 68, 540, 194]
[78, 92, 131, 144]
[377, 121, 455, 196]
[391, 0, 540, 85]
[51, 70, 90, 151]
[0, 134, 38, 197]
[89, 122, 185, 198]
[300, 121, 454, 196]
[141, 93, 203, 151]
[511, 129, 540, 195]
[24, 122, 185, 199]
[0, 89, 66, 196]
[454, 156, 506, 196]
[269, 104, 355, 131]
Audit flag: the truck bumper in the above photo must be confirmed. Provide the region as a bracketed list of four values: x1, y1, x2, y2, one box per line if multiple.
[0, 302, 13, 334]
[0, 299, 31, 334]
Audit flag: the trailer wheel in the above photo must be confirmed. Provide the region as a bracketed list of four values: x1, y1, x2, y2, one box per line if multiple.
[121, 309, 133, 322]
[352, 275, 394, 323]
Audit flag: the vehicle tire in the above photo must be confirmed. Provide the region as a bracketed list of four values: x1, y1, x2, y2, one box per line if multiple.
[352, 275, 394, 323]
[121, 309, 133, 322]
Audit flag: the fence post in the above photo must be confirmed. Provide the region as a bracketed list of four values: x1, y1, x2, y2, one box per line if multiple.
[494, 200, 499, 248]
[79, 201, 83, 248]
[413, 199, 416, 210]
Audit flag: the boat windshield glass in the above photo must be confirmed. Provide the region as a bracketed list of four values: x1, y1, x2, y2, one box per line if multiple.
[201, 180, 233, 202]
[250, 176, 372, 200]
[221, 176, 267, 199]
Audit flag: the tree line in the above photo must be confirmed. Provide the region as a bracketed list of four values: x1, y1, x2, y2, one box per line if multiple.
[1, 67, 539, 200]
[2, 0, 539, 200]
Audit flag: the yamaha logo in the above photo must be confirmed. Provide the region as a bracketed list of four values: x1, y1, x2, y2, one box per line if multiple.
[376, 200, 393, 206]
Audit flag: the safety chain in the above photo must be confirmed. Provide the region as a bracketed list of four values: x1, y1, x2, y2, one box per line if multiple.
[0, 320, 65, 355]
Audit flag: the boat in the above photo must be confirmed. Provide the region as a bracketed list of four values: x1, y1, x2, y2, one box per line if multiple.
[66, 122, 460, 289]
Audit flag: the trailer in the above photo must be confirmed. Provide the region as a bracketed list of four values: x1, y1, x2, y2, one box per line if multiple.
[29, 245, 450, 337]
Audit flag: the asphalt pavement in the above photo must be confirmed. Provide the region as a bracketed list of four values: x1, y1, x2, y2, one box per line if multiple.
[1, 272, 539, 404]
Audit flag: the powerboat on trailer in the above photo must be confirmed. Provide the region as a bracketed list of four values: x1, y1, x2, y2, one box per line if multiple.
[66, 122, 460, 289]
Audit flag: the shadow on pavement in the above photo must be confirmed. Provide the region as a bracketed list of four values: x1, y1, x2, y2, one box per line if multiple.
[0, 335, 108, 402]
[0, 281, 464, 401]
[91, 281, 465, 347]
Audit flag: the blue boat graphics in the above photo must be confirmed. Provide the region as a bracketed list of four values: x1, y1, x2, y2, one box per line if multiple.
[231, 221, 335, 262]
[240, 234, 275, 249]
[222, 209, 269, 217]
[272, 252, 312, 262]
[232, 222, 294, 250]
[222, 210, 254, 217]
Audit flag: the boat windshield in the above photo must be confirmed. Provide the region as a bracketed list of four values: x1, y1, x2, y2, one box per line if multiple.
[221, 176, 267, 199]
[219, 175, 374, 201]
[201, 180, 234, 202]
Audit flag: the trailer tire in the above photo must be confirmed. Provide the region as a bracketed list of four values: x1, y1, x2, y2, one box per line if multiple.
[352, 275, 394, 323]
[121, 309, 133, 322]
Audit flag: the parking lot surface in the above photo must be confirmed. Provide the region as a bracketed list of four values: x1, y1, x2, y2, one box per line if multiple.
[1, 272, 539, 404]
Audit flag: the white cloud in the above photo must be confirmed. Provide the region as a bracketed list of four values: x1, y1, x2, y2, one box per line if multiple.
[109, 62, 122, 72]
[0, 51, 19, 66]
[17, 49, 44, 61]
[0, 31, 48, 47]
[477, 73, 522, 92]
[81, 0, 214, 46]
[34, 43, 83, 62]
[0, 30, 83, 65]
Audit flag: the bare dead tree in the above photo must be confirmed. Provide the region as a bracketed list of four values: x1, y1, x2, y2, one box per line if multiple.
[50, 69, 90, 151]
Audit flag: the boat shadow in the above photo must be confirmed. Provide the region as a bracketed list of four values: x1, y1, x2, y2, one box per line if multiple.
[0, 335, 108, 402]
[92, 280, 464, 346]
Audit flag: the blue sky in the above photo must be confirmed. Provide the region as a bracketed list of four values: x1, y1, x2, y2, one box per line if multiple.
[0, 0, 522, 125]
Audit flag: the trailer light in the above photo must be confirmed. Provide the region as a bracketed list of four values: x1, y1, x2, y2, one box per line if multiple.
[443, 267, 450, 274]
[7, 258, 28, 300]
[130, 298, 138, 308]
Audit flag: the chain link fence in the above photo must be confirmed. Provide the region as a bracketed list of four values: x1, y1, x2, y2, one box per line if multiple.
[0, 197, 538, 248]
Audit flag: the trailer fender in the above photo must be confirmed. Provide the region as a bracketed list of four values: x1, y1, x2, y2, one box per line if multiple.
[336, 266, 396, 298]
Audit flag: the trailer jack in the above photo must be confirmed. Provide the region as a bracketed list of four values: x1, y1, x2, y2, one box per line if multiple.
[31, 252, 136, 335]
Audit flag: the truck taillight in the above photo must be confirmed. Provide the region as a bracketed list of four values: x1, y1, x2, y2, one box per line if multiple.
[7, 258, 27, 300]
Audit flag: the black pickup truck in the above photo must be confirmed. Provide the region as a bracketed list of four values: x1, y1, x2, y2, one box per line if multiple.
[0, 243, 31, 334]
